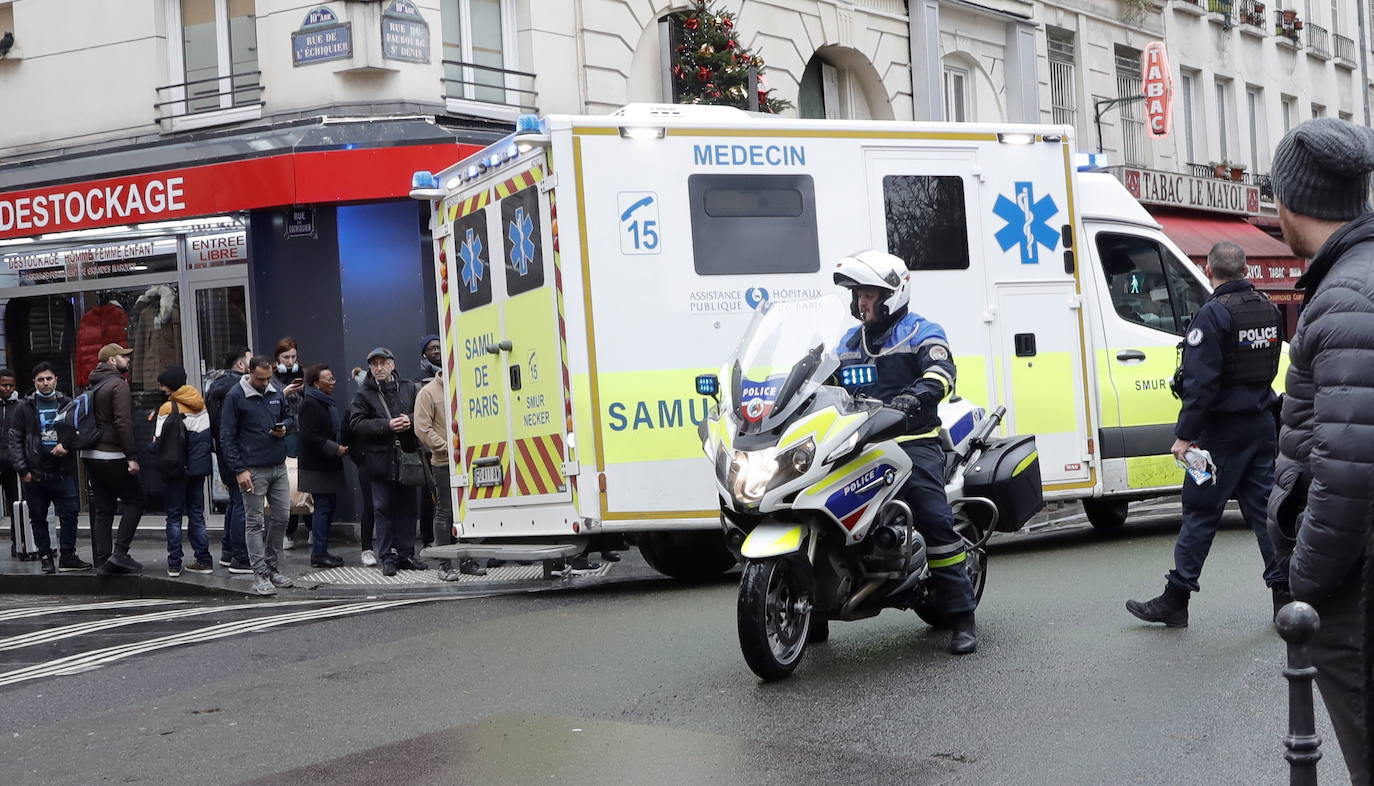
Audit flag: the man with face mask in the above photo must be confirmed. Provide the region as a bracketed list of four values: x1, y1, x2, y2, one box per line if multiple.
[833, 250, 977, 655]
[84, 343, 144, 575]
[9, 362, 87, 574]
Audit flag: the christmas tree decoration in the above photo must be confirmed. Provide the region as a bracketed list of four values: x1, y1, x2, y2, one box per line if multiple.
[669, 0, 792, 113]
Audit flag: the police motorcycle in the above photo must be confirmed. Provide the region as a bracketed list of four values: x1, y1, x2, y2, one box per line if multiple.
[695, 294, 1043, 681]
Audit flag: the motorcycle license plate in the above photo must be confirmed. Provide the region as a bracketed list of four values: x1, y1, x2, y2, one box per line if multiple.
[473, 465, 503, 488]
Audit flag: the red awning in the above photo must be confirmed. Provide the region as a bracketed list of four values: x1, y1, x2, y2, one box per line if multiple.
[1154, 212, 1306, 289]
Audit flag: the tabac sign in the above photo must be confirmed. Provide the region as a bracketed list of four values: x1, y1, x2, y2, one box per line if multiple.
[1120, 168, 1261, 216]
[1141, 42, 1173, 139]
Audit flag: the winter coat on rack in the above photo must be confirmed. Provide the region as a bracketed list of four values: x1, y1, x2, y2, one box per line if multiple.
[75, 302, 128, 387]
[130, 286, 182, 389]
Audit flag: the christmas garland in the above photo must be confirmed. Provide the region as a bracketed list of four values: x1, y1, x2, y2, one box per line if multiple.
[669, 0, 792, 113]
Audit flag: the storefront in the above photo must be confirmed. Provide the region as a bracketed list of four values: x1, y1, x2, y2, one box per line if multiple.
[1118, 166, 1306, 338]
[0, 119, 495, 517]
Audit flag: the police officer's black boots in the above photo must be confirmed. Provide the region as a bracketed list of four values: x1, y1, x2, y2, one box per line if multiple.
[948, 612, 977, 655]
[1126, 583, 1189, 627]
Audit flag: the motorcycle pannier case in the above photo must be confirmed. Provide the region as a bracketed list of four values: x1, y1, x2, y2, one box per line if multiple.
[961, 435, 1043, 532]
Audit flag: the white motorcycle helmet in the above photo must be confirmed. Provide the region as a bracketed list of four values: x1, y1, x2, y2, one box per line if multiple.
[832, 249, 911, 323]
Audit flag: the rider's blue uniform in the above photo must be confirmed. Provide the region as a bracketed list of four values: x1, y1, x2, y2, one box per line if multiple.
[839, 311, 977, 616]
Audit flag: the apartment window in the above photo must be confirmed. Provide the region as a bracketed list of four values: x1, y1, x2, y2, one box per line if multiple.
[1115, 47, 1146, 166]
[1312, 102, 1326, 118]
[943, 66, 970, 122]
[1216, 80, 1230, 161]
[1048, 28, 1077, 128]
[1331, 0, 1340, 32]
[1180, 72, 1197, 164]
[1282, 96, 1296, 132]
[1247, 87, 1265, 173]
[176, 0, 259, 114]
[442, 0, 519, 107]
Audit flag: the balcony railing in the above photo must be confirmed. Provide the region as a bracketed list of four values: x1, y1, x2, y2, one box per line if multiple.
[1187, 163, 1275, 200]
[154, 71, 264, 129]
[1306, 22, 1331, 56]
[1275, 9, 1303, 43]
[442, 60, 538, 116]
[1238, 0, 1269, 28]
[1208, 0, 1233, 13]
[1334, 33, 1356, 63]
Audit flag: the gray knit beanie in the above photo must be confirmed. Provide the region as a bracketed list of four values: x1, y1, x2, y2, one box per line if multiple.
[1271, 117, 1374, 221]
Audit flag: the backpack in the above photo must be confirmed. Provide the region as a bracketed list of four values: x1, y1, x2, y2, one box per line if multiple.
[52, 392, 101, 451]
[154, 402, 188, 480]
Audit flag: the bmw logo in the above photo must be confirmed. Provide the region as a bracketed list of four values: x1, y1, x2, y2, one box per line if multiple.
[883, 469, 896, 486]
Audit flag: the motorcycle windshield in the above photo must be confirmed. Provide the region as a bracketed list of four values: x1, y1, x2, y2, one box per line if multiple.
[725, 294, 855, 434]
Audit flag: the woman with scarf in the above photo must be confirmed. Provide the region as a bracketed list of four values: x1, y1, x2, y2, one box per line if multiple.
[272, 337, 308, 549]
[297, 364, 348, 568]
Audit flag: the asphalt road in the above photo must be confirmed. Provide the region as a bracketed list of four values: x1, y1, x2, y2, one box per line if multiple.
[0, 509, 1345, 785]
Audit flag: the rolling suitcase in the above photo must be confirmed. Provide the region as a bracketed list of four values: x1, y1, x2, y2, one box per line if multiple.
[11, 484, 37, 562]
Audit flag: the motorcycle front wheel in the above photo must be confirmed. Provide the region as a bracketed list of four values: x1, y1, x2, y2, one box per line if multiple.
[737, 557, 812, 681]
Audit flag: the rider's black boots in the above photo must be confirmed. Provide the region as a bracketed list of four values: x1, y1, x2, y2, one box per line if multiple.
[948, 612, 977, 655]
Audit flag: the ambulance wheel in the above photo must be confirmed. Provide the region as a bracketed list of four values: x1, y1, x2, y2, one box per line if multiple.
[638, 531, 738, 581]
[1083, 499, 1129, 532]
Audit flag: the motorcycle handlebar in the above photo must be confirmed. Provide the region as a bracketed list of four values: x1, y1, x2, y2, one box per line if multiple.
[969, 406, 1007, 445]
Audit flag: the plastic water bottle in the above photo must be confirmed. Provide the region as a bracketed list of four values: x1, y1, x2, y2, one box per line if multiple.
[1178, 447, 1216, 486]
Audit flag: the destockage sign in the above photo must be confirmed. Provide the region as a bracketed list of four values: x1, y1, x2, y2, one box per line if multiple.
[0, 177, 188, 234]
[0, 142, 483, 241]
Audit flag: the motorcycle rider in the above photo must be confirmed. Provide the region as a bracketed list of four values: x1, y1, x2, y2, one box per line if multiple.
[834, 250, 978, 655]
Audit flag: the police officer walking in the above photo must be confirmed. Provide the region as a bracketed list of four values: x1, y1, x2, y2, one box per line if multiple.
[1127, 241, 1289, 627]
[833, 250, 978, 655]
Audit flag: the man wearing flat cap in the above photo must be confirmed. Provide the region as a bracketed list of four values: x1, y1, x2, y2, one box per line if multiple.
[1267, 117, 1374, 785]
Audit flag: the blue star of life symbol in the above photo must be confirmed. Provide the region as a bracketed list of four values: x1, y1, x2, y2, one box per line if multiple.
[508, 207, 536, 276]
[993, 182, 1060, 265]
[459, 228, 485, 293]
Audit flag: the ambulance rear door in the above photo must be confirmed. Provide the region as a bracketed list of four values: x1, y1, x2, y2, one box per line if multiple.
[437, 151, 576, 536]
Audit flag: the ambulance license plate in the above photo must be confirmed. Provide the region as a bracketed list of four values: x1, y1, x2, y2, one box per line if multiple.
[474, 465, 503, 488]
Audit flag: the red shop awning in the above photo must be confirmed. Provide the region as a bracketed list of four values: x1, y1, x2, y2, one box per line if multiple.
[1154, 212, 1307, 289]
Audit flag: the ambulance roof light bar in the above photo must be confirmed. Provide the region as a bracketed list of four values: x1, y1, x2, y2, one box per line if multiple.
[409, 171, 443, 201]
[1075, 152, 1111, 172]
[514, 113, 550, 151]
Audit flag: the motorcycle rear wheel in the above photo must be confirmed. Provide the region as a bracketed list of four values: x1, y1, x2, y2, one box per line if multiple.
[738, 558, 812, 681]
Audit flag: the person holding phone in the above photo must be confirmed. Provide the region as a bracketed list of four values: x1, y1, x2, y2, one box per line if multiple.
[220, 355, 296, 596]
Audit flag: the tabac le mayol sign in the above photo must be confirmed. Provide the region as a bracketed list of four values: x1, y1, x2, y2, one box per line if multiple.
[1141, 41, 1173, 139]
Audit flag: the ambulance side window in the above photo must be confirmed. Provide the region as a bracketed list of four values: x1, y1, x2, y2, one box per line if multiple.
[1095, 233, 1185, 335]
[881, 175, 970, 271]
[1162, 253, 1209, 330]
[687, 174, 820, 275]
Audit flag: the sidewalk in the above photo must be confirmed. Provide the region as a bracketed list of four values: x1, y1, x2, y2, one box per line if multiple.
[1, 527, 659, 599]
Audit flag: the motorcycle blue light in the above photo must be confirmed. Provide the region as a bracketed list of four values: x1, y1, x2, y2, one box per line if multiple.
[840, 365, 876, 388]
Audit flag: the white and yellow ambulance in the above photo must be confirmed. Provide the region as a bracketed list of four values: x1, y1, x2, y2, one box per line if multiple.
[411, 104, 1216, 578]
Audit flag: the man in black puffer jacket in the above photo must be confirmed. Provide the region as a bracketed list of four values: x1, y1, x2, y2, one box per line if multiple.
[1266, 117, 1374, 786]
[348, 348, 427, 577]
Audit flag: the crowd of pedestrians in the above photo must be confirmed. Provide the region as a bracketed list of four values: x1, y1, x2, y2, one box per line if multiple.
[2, 333, 499, 593]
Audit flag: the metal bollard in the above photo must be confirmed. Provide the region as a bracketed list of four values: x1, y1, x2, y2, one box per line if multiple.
[1276, 601, 1322, 786]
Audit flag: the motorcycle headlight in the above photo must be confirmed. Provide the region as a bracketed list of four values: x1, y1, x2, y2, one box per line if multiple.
[729, 448, 778, 507]
[769, 438, 816, 490]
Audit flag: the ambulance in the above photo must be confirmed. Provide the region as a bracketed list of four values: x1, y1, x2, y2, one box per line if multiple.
[410, 104, 1214, 579]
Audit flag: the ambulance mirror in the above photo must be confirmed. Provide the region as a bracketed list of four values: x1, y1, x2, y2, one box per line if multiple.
[696, 374, 720, 398]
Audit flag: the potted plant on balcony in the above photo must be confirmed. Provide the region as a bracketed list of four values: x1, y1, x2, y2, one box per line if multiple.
[1230, 162, 1248, 181]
